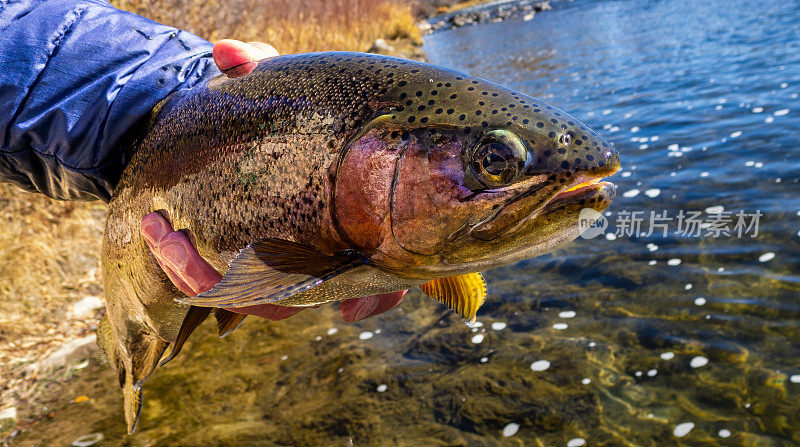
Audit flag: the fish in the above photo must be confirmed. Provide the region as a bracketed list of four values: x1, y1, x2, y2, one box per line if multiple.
[98, 51, 621, 433]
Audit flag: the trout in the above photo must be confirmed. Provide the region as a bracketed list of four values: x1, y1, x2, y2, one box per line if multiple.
[99, 52, 620, 432]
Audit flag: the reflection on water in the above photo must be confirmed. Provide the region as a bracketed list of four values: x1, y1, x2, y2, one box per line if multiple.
[14, 0, 800, 445]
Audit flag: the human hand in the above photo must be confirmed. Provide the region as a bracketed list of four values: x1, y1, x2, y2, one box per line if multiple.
[141, 212, 405, 321]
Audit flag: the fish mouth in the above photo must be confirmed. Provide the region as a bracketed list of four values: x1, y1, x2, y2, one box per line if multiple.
[542, 170, 618, 212]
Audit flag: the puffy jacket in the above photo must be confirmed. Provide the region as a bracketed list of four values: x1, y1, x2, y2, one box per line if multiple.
[0, 0, 219, 201]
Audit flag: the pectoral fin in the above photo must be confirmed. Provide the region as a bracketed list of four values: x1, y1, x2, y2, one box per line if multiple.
[177, 239, 364, 308]
[420, 272, 487, 324]
[123, 369, 143, 434]
[158, 306, 212, 367]
[214, 308, 246, 337]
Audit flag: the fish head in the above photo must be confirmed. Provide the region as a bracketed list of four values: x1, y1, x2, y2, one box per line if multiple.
[334, 68, 620, 278]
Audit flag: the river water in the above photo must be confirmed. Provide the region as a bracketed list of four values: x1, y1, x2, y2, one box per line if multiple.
[13, 0, 800, 445]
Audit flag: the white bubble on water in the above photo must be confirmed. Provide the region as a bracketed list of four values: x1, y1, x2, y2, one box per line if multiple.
[661, 352, 675, 360]
[674, 422, 695, 437]
[752, 106, 764, 113]
[715, 105, 723, 110]
[730, 131, 742, 138]
[644, 188, 661, 198]
[588, 342, 597, 347]
[359, 331, 374, 340]
[667, 258, 681, 266]
[621, 171, 632, 177]
[567, 438, 586, 447]
[758, 252, 775, 262]
[376, 384, 387, 392]
[602, 109, 612, 115]
[327, 328, 338, 335]
[718, 267, 725, 272]
[765, 116, 775, 123]
[695, 297, 707, 306]
[690, 356, 709, 368]
[649, 260, 657, 265]
[491, 322, 507, 331]
[685, 284, 693, 290]
[635, 371, 643, 377]
[754, 162, 764, 168]
[745, 160, 755, 166]
[700, 172, 709, 177]
[605, 233, 617, 241]
[559, 311, 577, 319]
[314, 335, 322, 341]
[719, 429, 731, 438]
[667, 143, 680, 151]
[705, 205, 724, 214]
[610, 126, 620, 132]
[780, 82, 788, 88]
[531, 360, 551, 371]
[502, 423, 520, 437]
[639, 144, 649, 150]
[471, 334, 485, 344]
[623, 189, 640, 198]
[647, 369, 657, 377]
[650, 136, 659, 141]
[375, 328, 382, 334]
[480, 357, 489, 363]
[280, 355, 289, 361]
[774, 108, 790, 116]
[553, 323, 568, 330]
[581, 378, 592, 385]
[647, 243, 658, 251]
[624, 112, 633, 118]
[631, 126, 640, 132]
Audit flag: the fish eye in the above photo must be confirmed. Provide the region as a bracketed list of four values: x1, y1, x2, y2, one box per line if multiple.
[467, 130, 528, 189]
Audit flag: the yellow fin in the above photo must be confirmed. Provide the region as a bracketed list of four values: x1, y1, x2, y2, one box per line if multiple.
[420, 273, 486, 324]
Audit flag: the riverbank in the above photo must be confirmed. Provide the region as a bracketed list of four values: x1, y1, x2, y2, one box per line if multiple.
[1, 0, 427, 441]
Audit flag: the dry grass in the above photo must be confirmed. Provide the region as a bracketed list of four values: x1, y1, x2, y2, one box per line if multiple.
[0, 0, 422, 421]
[0, 185, 105, 387]
[112, 0, 422, 52]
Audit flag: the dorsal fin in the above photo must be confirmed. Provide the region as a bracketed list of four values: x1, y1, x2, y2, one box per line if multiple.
[214, 308, 247, 337]
[419, 272, 487, 324]
[178, 238, 364, 308]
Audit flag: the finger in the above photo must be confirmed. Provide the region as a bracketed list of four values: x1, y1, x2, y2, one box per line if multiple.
[339, 291, 406, 323]
[154, 251, 197, 296]
[141, 213, 198, 296]
[158, 231, 222, 296]
[213, 39, 277, 78]
[228, 304, 305, 321]
[141, 212, 171, 249]
[246, 41, 279, 57]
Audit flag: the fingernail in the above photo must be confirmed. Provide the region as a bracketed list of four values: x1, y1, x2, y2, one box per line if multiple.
[353, 296, 380, 322]
[161, 243, 187, 270]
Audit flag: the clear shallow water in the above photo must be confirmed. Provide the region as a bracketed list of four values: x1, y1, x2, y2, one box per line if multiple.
[13, 0, 800, 445]
[424, 0, 800, 443]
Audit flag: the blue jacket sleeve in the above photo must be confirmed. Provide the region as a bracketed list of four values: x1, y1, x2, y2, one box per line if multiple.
[0, 0, 220, 201]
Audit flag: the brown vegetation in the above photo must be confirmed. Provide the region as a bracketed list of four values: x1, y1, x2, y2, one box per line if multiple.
[111, 0, 422, 52]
